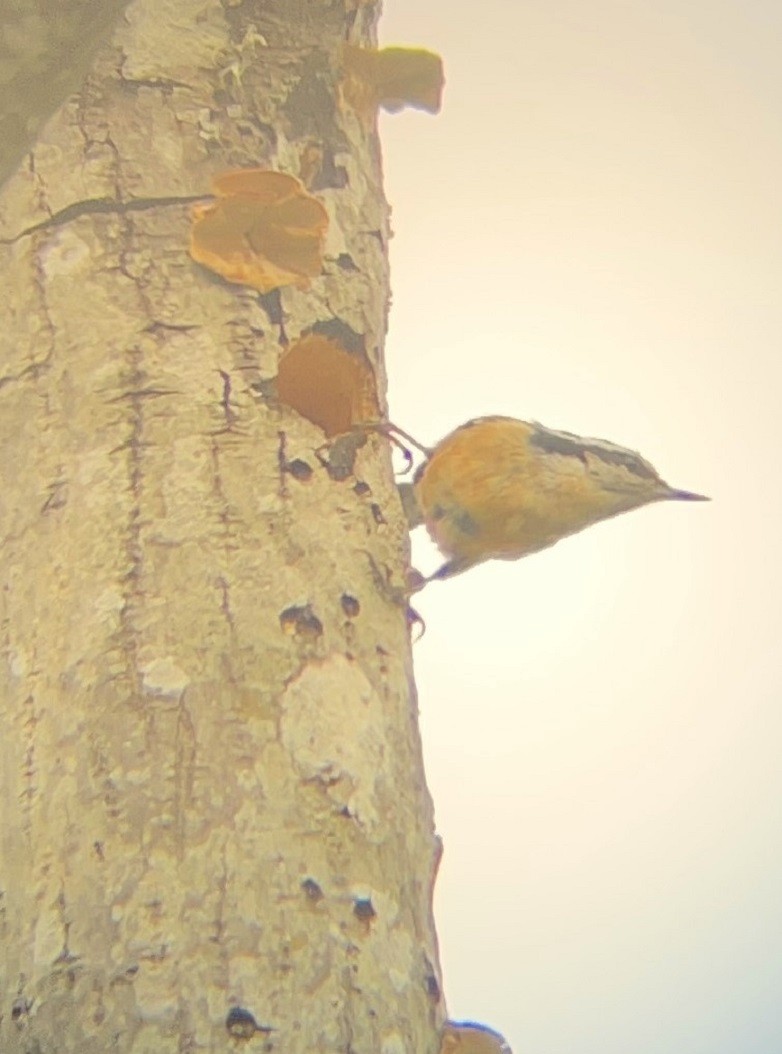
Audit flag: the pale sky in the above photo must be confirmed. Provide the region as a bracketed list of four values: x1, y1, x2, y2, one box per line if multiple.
[379, 3, 782, 1053]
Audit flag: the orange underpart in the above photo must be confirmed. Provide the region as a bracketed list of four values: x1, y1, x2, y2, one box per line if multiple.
[342, 45, 444, 120]
[189, 169, 329, 293]
[276, 333, 380, 437]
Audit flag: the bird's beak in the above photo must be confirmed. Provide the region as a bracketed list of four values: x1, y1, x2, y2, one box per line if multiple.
[667, 488, 710, 502]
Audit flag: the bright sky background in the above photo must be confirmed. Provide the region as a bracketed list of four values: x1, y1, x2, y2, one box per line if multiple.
[379, 4, 782, 1053]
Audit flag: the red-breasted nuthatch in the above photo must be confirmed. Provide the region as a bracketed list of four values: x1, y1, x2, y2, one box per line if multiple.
[396, 415, 708, 582]
[440, 1022, 512, 1054]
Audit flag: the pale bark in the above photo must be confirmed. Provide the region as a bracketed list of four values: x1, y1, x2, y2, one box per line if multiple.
[0, 2, 442, 1051]
[0, 0, 132, 188]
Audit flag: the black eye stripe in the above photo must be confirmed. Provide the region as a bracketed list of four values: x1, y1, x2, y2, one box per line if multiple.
[528, 427, 658, 481]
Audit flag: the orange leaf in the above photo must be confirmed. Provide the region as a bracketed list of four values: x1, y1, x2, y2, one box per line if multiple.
[342, 45, 444, 120]
[276, 333, 379, 437]
[190, 169, 329, 293]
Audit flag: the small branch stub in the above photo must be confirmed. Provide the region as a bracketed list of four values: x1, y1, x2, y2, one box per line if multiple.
[225, 1006, 274, 1041]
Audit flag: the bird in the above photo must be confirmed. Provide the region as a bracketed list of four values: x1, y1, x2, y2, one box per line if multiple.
[394, 415, 709, 582]
[440, 1021, 512, 1054]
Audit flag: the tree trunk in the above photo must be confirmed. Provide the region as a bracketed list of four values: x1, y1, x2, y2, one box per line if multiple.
[0, 2, 442, 1051]
[0, 0, 132, 190]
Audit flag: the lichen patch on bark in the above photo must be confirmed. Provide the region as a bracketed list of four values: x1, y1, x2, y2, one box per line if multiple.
[280, 653, 388, 832]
